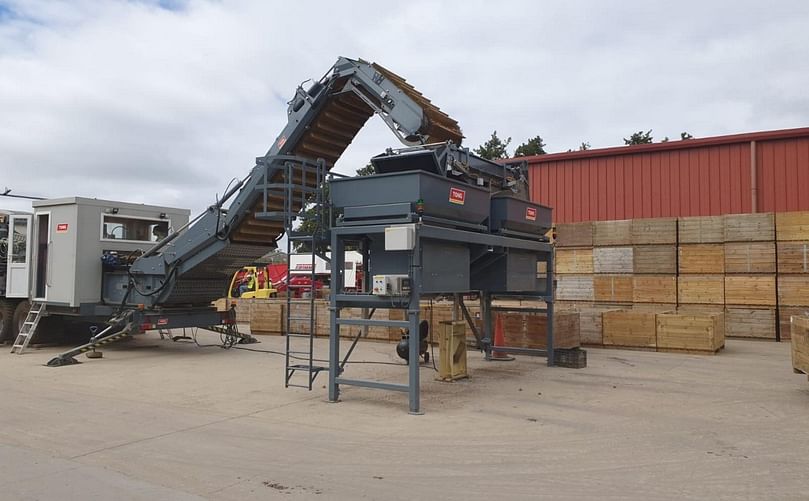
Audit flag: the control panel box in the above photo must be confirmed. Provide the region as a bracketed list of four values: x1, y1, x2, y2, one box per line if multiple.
[372, 274, 410, 296]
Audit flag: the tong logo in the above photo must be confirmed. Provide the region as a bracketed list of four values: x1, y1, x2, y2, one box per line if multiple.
[449, 187, 466, 205]
[526, 207, 537, 221]
[56, 223, 69, 232]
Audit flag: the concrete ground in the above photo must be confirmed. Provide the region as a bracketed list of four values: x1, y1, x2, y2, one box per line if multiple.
[0, 330, 807, 500]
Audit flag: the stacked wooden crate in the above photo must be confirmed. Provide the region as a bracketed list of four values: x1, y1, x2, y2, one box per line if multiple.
[677, 216, 725, 310]
[592, 220, 633, 305]
[631, 218, 677, 308]
[723, 213, 777, 339]
[776, 212, 809, 339]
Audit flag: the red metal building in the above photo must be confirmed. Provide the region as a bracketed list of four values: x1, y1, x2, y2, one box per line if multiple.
[521, 127, 809, 223]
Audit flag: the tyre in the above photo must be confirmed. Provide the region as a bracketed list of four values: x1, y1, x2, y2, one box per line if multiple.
[0, 300, 15, 343]
[12, 300, 30, 340]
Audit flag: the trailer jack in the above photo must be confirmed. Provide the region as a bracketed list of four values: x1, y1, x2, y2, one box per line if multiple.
[46, 312, 135, 367]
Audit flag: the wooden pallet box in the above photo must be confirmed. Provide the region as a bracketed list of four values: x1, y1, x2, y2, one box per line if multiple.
[593, 219, 632, 246]
[555, 222, 593, 247]
[779, 307, 809, 341]
[678, 216, 724, 244]
[631, 218, 677, 245]
[776, 242, 809, 273]
[776, 211, 809, 241]
[593, 247, 633, 274]
[679, 244, 725, 274]
[633, 245, 677, 274]
[777, 275, 809, 306]
[791, 316, 809, 377]
[678, 275, 724, 305]
[723, 213, 774, 242]
[633, 275, 677, 303]
[556, 275, 594, 301]
[593, 275, 633, 303]
[602, 310, 666, 349]
[555, 302, 621, 346]
[724, 275, 776, 306]
[522, 311, 580, 349]
[250, 300, 284, 334]
[656, 312, 725, 354]
[725, 307, 776, 339]
[555, 248, 594, 274]
[724, 242, 776, 273]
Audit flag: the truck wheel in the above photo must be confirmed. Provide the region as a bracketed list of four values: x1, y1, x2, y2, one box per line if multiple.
[0, 301, 15, 343]
[12, 300, 31, 340]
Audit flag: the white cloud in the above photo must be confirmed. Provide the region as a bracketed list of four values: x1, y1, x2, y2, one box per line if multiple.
[1, 0, 808, 215]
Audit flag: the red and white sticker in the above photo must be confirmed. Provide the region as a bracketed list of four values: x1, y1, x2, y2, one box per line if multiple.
[277, 135, 287, 148]
[526, 207, 537, 221]
[449, 187, 466, 205]
[157, 318, 169, 326]
[56, 223, 69, 233]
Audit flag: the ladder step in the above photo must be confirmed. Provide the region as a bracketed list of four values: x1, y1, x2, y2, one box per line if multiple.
[12, 344, 24, 349]
[287, 316, 314, 321]
[286, 383, 312, 389]
[288, 350, 313, 355]
[286, 333, 313, 338]
[288, 364, 327, 372]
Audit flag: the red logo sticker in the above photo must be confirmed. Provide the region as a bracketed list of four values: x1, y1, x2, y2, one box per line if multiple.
[449, 187, 466, 205]
[526, 207, 537, 221]
[56, 223, 69, 232]
[277, 135, 287, 148]
[157, 318, 169, 326]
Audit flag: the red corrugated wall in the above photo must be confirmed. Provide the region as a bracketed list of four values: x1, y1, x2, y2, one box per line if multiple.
[526, 129, 809, 223]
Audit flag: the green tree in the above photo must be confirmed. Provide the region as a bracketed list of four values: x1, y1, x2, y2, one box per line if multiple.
[514, 135, 547, 157]
[474, 130, 511, 160]
[624, 130, 653, 145]
[578, 141, 591, 151]
[680, 131, 694, 140]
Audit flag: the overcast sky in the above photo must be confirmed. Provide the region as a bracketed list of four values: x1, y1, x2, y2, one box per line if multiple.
[2, 0, 808, 214]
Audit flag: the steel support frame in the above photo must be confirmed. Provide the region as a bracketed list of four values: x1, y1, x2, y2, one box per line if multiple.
[328, 221, 555, 414]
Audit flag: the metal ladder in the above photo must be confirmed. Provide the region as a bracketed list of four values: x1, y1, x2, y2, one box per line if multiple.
[278, 158, 329, 390]
[11, 301, 45, 354]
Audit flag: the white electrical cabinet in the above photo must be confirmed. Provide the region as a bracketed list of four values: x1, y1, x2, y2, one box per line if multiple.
[384, 224, 415, 250]
[372, 274, 410, 296]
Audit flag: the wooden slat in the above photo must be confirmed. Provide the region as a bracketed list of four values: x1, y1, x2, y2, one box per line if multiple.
[631, 218, 677, 245]
[593, 275, 633, 303]
[555, 222, 593, 247]
[776, 242, 809, 273]
[678, 244, 725, 274]
[725, 307, 776, 339]
[780, 307, 809, 341]
[791, 316, 809, 375]
[678, 216, 724, 244]
[633, 275, 677, 303]
[724, 242, 776, 273]
[777, 275, 809, 306]
[776, 211, 809, 241]
[554, 248, 594, 274]
[593, 247, 633, 274]
[633, 245, 676, 274]
[593, 220, 632, 246]
[723, 213, 774, 242]
[556, 275, 594, 301]
[678, 275, 724, 305]
[724, 275, 776, 306]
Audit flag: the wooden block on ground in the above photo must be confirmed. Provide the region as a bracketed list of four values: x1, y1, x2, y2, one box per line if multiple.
[791, 316, 809, 376]
[778, 275, 809, 306]
[679, 244, 725, 274]
[776, 242, 809, 273]
[593, 275, 633, 303]
[555, 248, 594, 274]
[633, 275, 677, 303]
[656, 312, 725, 354]
[678, 216, 724, 244]
[555, 222, 593, 247]
[723, 213, 774, 242]
[724, 242, 775, 273]
[631, 218, 677, 245]
[633, 245, 676, 274]
[724, 275, 776, 306]
[725, 307, 775, 339]
[678, 275, 724, 305]
[556, 275, 594, 301]
[603, 310, 666, 349]
[593, 219, 632, 246]
[776, 211, 809, 241]
[593, 247, 633, 273]
[781, 307, 809, 341]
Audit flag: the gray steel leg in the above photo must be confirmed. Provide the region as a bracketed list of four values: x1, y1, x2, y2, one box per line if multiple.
[546, 299, 555, 367]
[546, 251, 555, 367]
[408, 234, 422, 414]
[328, 233, 342, 402]
[482, 291, 492, 360]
